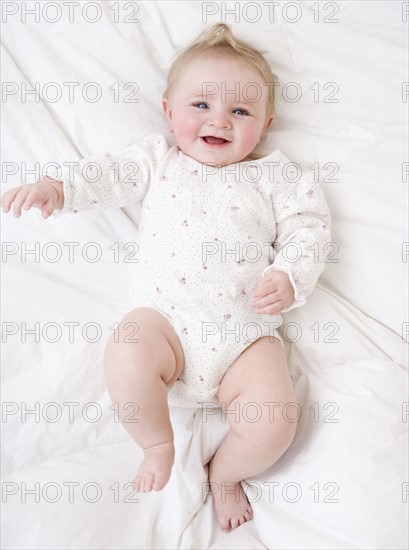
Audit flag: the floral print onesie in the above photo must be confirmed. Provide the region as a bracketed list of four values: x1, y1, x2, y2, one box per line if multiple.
[53, 134, 331, 408]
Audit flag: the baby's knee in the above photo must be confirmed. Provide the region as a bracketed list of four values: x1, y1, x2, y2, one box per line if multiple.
[103, 331, 150, 369]
[103, 323, 182, 385]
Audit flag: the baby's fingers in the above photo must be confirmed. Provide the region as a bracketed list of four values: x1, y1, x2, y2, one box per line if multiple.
[41, 198, 56, 219]
[12, 187, 32, 218]
[1, 186, 23, 213]
[23, 187, 47, 211]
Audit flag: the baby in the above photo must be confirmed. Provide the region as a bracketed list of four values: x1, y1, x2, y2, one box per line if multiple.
[1, 23, 331, 532]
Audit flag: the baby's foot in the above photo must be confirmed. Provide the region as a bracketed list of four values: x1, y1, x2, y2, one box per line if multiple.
[208, 460, 253, 532]
[133, 441, 175, 492]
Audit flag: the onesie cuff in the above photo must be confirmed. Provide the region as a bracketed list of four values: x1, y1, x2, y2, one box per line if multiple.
[48, 165, 74, 218]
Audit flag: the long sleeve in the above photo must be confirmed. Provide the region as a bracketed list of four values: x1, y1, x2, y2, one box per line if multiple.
[262, 169, 332, 313]
[51, 134, 169, 216]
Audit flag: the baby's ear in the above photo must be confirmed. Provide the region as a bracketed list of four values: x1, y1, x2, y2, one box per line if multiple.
[162, 98, 174, 132]
[264, 116, 274, 130]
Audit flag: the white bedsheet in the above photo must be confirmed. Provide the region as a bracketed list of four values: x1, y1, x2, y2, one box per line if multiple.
[1, 1, 408, 548]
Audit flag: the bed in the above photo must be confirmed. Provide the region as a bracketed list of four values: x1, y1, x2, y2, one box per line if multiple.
[1, 1, 408, 548]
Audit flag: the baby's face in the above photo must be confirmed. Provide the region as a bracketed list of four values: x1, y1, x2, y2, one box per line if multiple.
[163, 54, 273, 166]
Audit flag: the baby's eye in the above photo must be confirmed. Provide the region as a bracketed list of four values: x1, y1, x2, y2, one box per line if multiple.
[233, 108, 249, 116]
[193, 102, 209, 110]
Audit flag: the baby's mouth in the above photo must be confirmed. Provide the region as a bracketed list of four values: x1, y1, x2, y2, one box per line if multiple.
[200, 136, 230, 146]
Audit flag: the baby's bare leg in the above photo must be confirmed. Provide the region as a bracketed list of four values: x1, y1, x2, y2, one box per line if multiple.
[104, 307, 184, 492]
[209, 336, 297, 532]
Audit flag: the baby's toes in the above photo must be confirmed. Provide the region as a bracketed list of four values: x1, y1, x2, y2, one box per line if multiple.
[231, 517, 242, 530]
[141, 473, 155, 492]
[152, 472, 167, 491]
[238, 516, 247, 525]
[244, 508, 253, 520]
[219, 516, 231, 533]
[133, 476, 144, 492]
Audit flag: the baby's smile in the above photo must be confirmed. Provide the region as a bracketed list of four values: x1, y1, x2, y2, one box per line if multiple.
[199, 135, 231, 147]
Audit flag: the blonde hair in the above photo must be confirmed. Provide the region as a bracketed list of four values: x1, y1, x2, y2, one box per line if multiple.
[163, 23, 276, 120]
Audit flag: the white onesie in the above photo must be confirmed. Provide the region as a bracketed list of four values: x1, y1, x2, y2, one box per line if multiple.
[53, 134, 331, 408]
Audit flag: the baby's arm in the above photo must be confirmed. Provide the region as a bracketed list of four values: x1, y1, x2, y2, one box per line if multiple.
[1, 134, 169, 219]
[258, 171, 332, 313]
[1, 177, 64, 219]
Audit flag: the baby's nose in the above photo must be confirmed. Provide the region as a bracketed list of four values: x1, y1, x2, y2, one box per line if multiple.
[208, 113, 231, 129]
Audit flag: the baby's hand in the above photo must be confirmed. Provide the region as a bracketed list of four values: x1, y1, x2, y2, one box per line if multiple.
[1, 177, 64, 219]
[251, 269, 294, 315]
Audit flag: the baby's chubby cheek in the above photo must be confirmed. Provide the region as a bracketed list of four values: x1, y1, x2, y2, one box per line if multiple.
[173, 117, 200, 142]
[237, 125, 265, 157]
